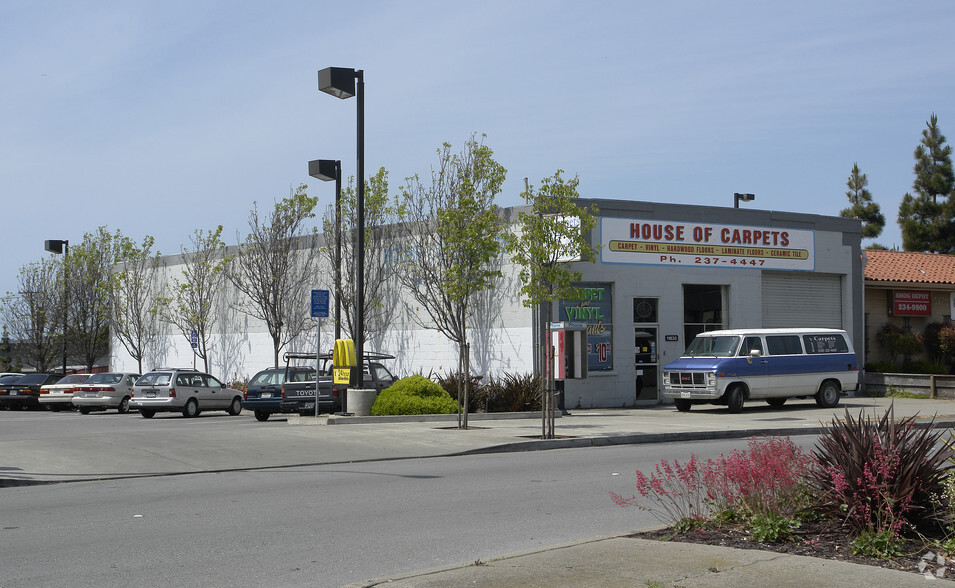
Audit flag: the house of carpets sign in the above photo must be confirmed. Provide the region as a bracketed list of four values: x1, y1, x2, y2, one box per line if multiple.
[600, 217, 815, 271]
[557, 283, 613, 372]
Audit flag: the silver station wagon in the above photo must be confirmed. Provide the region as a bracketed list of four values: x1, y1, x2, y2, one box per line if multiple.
[129, 368, 244, 419]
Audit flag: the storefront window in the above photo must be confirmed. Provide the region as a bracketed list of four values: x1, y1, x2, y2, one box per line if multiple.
[683, 284, 725, 345]
[558, 283, 613, 371]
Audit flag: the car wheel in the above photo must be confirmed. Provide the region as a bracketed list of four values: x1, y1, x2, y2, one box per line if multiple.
[815, 381, 840, 408]
[227, 397, 242, 416]
[48, 405, 60, 412]
[674, 399, 692, 412]
[254, 409, 270, 422]
[118, 396, 130, 414]
[79, 407, 91, 415]
[182, 399, 199, 418]
[726, 385, 744, 414]
[140, 409, 155, 419]
[766, 398, 787, 408]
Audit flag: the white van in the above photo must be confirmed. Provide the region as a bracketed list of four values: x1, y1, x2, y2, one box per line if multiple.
[661, 328, 859, 413]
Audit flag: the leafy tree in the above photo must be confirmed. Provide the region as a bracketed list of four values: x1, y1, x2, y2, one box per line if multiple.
[159, 227, 227, 373]
[509, 170, 599, 438]
[0, 326, 18, 372]
[395, 135, 508, 428]
[898, 113, 955, 252]
[1, 259, 62, 372]
[66, 227, 125, 372]
[112, 235, 164, 374]
[228, 185, 319, 367]
[320, 168, 401, 350]
[839, 163, 884, 239]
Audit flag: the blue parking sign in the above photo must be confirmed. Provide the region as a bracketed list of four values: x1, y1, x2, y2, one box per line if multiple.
[311, 289, 330, 318]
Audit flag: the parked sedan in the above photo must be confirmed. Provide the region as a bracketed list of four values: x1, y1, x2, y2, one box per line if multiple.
[0, 373, 63, 410]
[0, 374, 25, 408]
[72, 372, 141, 414]
[38, 373, 92, 411]
[129, 368, 244, 418]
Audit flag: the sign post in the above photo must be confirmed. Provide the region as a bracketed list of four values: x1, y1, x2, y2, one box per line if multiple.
[311, 290, 330, 417]
[190, 329, 198, 369]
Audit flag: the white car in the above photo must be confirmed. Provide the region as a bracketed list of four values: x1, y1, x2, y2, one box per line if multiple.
[72, 372, 141, 414]
[38, 373, 92, 411]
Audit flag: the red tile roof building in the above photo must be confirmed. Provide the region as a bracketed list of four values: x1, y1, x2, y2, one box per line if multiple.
[864, 249, 955, 366]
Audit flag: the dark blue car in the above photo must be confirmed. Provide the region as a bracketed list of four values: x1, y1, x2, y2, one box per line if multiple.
[242, 366, 315, 421]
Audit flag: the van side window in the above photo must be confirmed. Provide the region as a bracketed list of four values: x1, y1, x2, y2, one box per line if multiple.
[766, 335, 802, 355]
[803, 334, 849, 354]
[738, 336, 763, 356]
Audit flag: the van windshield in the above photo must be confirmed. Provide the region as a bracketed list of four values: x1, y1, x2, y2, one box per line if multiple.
[684, 335, 740, 357]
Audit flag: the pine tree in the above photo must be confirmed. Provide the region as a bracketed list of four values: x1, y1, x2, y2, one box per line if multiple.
[898, 113, 955, 252]
[839, 163, 884, 239]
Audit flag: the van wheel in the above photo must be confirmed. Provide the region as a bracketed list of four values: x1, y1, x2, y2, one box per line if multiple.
[254, 410, 270, 422]
[118, 397, 131, 414]
[183, 399, 199, 418]
[726, 385, 744, 413]
[674, 399, 692, 412]
[227, 397, 242, 416]
[140, 409, 155, 419]
[815, 381, 840, 408]
[766, 398, 787, 408]
[79, 407, 91, 415]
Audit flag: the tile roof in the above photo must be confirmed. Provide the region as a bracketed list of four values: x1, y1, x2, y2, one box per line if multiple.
[865, 249, 955, 285]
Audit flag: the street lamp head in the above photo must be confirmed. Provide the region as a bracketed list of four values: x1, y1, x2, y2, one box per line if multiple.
[308, 159, 341, 182]
[733, 193, 755, 208]
[318, 67, 356, 100]
[44, 239, 68, 254]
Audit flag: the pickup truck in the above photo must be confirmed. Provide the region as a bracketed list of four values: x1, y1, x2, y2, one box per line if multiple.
[278, 351, 397, 416]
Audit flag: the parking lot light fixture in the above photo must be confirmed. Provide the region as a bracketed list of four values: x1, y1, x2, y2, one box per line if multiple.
[318, 66, 365, 373]
[309, 159, 343, 341]
[734, 192, 755, 208]
[44, 239, 69, 376]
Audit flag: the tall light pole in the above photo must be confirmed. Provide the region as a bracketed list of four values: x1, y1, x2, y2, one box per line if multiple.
[734, 192, 755, 208]
[44, 239, 69, 376]
[318, 66, 365, 376]
[309, 158, 343, 341]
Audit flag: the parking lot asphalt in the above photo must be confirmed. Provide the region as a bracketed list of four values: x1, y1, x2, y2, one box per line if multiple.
[4, 396, 955, 587]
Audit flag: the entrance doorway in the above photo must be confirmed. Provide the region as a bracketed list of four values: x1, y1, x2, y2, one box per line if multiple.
[633, 297, 659, 403]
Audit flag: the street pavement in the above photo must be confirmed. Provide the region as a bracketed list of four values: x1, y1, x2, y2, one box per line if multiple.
[4, 396, 955, 586]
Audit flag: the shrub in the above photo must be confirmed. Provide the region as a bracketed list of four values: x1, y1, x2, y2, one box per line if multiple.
[610, 436, 813, 540]
[371, 375, 458, 416]
[484, 372, 543, 412]
[434, 370, 486, 413]
[807, 404, 954, 536]
[876, 324, 924, 364]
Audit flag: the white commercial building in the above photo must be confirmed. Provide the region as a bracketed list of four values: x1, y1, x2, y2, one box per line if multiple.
[110, 198, 863, 408]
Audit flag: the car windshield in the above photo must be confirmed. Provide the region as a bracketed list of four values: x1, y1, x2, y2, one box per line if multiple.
[287, 369, 317, 383]
[87, 373, 124, 385]
[18, 374, 51, 384]
[684, 335, 740, 357]
[137, 372, 172, 386]
[0, 375, 22, 384]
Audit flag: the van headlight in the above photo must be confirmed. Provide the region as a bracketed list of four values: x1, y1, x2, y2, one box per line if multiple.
[706, 372, 717, 387]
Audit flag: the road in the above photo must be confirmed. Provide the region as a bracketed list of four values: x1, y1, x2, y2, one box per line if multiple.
[0, 434, 805, 587]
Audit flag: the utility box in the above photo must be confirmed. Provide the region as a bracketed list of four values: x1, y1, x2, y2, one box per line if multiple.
[550, 322, 588, 380]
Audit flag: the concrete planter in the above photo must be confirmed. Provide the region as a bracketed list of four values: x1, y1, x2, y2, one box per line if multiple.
[348, 388, 378, 416]
[864, 372, 955, 399]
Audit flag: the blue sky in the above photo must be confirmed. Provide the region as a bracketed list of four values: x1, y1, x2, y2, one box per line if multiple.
[3, 1, 955, 301]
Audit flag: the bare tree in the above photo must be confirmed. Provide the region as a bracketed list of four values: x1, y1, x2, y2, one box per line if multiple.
[159, 227, 227, 373]
[67, 227, 124, 372]
[112, 235, 164, 374]
[320, 167, 401, 350]
[395, 136, 508, 428]
[1, 259, 63, 372]
[228, 185, 319, 367]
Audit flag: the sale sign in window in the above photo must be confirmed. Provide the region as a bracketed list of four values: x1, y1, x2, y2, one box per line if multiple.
[893, 289, 931, 316]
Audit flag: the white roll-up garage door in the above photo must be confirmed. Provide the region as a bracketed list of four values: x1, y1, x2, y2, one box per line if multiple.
[761, 272, 843, 328]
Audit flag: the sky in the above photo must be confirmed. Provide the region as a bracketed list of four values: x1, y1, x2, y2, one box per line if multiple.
[3, 0, 955, 302]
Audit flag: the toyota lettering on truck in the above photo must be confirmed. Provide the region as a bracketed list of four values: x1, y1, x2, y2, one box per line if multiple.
[661, 328, 859, 413]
